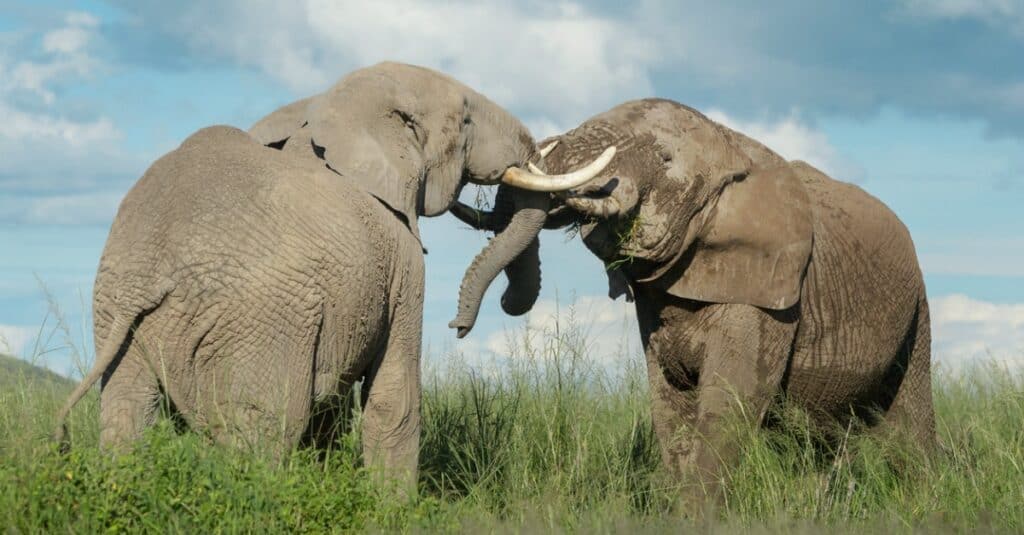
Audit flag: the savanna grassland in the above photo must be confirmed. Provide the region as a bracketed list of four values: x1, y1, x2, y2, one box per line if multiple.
[1, 306, 1022, 533]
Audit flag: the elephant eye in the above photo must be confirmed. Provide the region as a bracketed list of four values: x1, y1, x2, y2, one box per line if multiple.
[391, 109, 425, 145]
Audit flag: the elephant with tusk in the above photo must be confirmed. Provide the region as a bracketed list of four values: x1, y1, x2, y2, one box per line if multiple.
[52, 62, 610, 493]
[446, 145, 616, 338]
[453, 98, 935, 511]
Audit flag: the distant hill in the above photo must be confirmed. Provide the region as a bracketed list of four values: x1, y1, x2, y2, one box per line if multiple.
[0, 353, 75, 391]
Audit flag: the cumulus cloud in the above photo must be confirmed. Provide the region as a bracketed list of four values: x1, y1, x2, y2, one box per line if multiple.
[0, 11, 134, 225]
[0, 324, 35, 357]
[445, 291, 1024, 376]
[705, 109, 865, 182]
[99, 1, 1024, 137]
[0, 102, 119, 146]
[0, 191, 125, 226]
[1, 12, 102, 104]
[899, 0, 1024, 34]
[108, 0, 656, 132]
[480, 295, 642, 369]
[931, 294, 1024, 369]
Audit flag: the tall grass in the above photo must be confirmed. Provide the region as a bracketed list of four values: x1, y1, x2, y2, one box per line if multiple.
[1, 301, 1022, 532]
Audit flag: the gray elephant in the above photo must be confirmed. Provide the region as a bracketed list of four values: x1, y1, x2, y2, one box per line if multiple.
[52, 62, 611, 490]
[453, 98, 935, 506]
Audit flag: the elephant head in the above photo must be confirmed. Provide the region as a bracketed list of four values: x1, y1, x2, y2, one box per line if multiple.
[453, 98, 814, 329]
[249, 62, 614, 337]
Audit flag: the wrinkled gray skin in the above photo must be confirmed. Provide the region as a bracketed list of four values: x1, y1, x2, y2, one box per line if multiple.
[53, 62, 545, 492]
[457, 99, 936, 510]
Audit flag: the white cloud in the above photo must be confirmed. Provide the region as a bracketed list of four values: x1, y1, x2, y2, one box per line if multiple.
[898, 0, 1024, 36]
[445, 291, 1024, 377]
[0, 102, 120, 146]
[0, 11, 115, 141]
[1, 11, 102, 103]
[0, 325, 35, 357]
[0, 11, 131, 225]
[0, 191, 125, 226]
[42, 12, 100, 54]
[160, 0, 656, 128]
[931, 294, 1024, 369]
[482, 295, 642, 369]
[705, 108, 865, 182]
[525, 117, 569, 141]
[901, 0, 1019, 19]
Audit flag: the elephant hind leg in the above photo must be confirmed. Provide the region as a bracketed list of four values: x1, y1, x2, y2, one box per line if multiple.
[99, 341, 164, 451]
[360, 262, 424, 497]
[300, 387, 359, 450]
[885, 296, 936, 448]
[199, 328, 320, 460]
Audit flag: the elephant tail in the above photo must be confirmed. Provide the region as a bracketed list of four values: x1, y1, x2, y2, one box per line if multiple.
[52, 277, 175, 448]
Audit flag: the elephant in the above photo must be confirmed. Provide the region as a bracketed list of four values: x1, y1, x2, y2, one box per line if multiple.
[452, 98, 935, 507]
[52, 62, 612, 491]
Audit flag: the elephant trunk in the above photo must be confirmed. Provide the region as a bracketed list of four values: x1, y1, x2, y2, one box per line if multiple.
[500, 236, 541, 315]
[449, 201, 502, 231]
[449, 188, 548, 338]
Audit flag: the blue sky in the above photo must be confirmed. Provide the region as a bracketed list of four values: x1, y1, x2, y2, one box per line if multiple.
[1, 0, 1022, 375]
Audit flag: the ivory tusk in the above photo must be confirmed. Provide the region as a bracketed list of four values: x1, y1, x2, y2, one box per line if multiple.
[539, 140, 559, 158]
[501, 146, 616, 193]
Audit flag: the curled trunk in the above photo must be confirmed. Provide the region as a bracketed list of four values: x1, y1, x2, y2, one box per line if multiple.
[449, 187, 548, 338]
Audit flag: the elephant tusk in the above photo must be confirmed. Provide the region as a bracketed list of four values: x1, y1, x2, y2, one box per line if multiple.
[524, 141, 559, 175]
[501, 146, 616, 193]
[538, 140, 559, 158]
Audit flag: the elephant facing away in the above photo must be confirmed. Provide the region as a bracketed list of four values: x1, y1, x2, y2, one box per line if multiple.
[52, 62, 612, 491]
[454, 98, 935, 507]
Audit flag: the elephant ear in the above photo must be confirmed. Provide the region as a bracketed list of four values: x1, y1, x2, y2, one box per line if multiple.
[653, 164, 813, 310]
[248, 96, 317, 147]
[306, 93, 426, 237]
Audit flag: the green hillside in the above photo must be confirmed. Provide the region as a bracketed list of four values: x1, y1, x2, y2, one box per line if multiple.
[0, 353, 74, 391]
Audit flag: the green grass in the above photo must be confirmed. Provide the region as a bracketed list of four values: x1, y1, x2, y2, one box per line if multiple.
[1, 312, 1022, 533]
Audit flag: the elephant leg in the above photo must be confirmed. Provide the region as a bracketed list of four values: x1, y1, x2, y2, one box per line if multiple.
[635, 288, 698, 484]
[644, 347, 698, 481]
[99, 341, 162, 450]
[884, 296, 936, 448]
[201, 323, 319, 461]
[360, 265, 423, 498]
[682, 304, 797, 511]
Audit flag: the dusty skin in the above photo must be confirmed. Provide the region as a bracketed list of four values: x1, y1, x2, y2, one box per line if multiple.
[51, 62, 615, 493]
[456, 98, 935, 512]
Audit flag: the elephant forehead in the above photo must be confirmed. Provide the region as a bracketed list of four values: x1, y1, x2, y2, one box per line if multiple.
[546, 126, 662, 182]
[635, 103, 751, 183]
[547, 102, 751, 187]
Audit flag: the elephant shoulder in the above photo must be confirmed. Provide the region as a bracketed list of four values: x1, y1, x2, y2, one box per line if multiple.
[790, 161, 919, 272]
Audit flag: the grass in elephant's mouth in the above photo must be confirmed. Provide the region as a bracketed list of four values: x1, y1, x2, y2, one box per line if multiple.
[1, 306, 1022, 533]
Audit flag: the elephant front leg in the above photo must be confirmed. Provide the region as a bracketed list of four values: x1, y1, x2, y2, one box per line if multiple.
[676, 304, 797, 515]
[644, 340, 698, 483]
[360, 273, 423, 498]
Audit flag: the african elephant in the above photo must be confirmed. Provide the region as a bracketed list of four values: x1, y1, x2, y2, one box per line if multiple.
[52, 62, 611, 491]
[453, 98, 935, 506]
